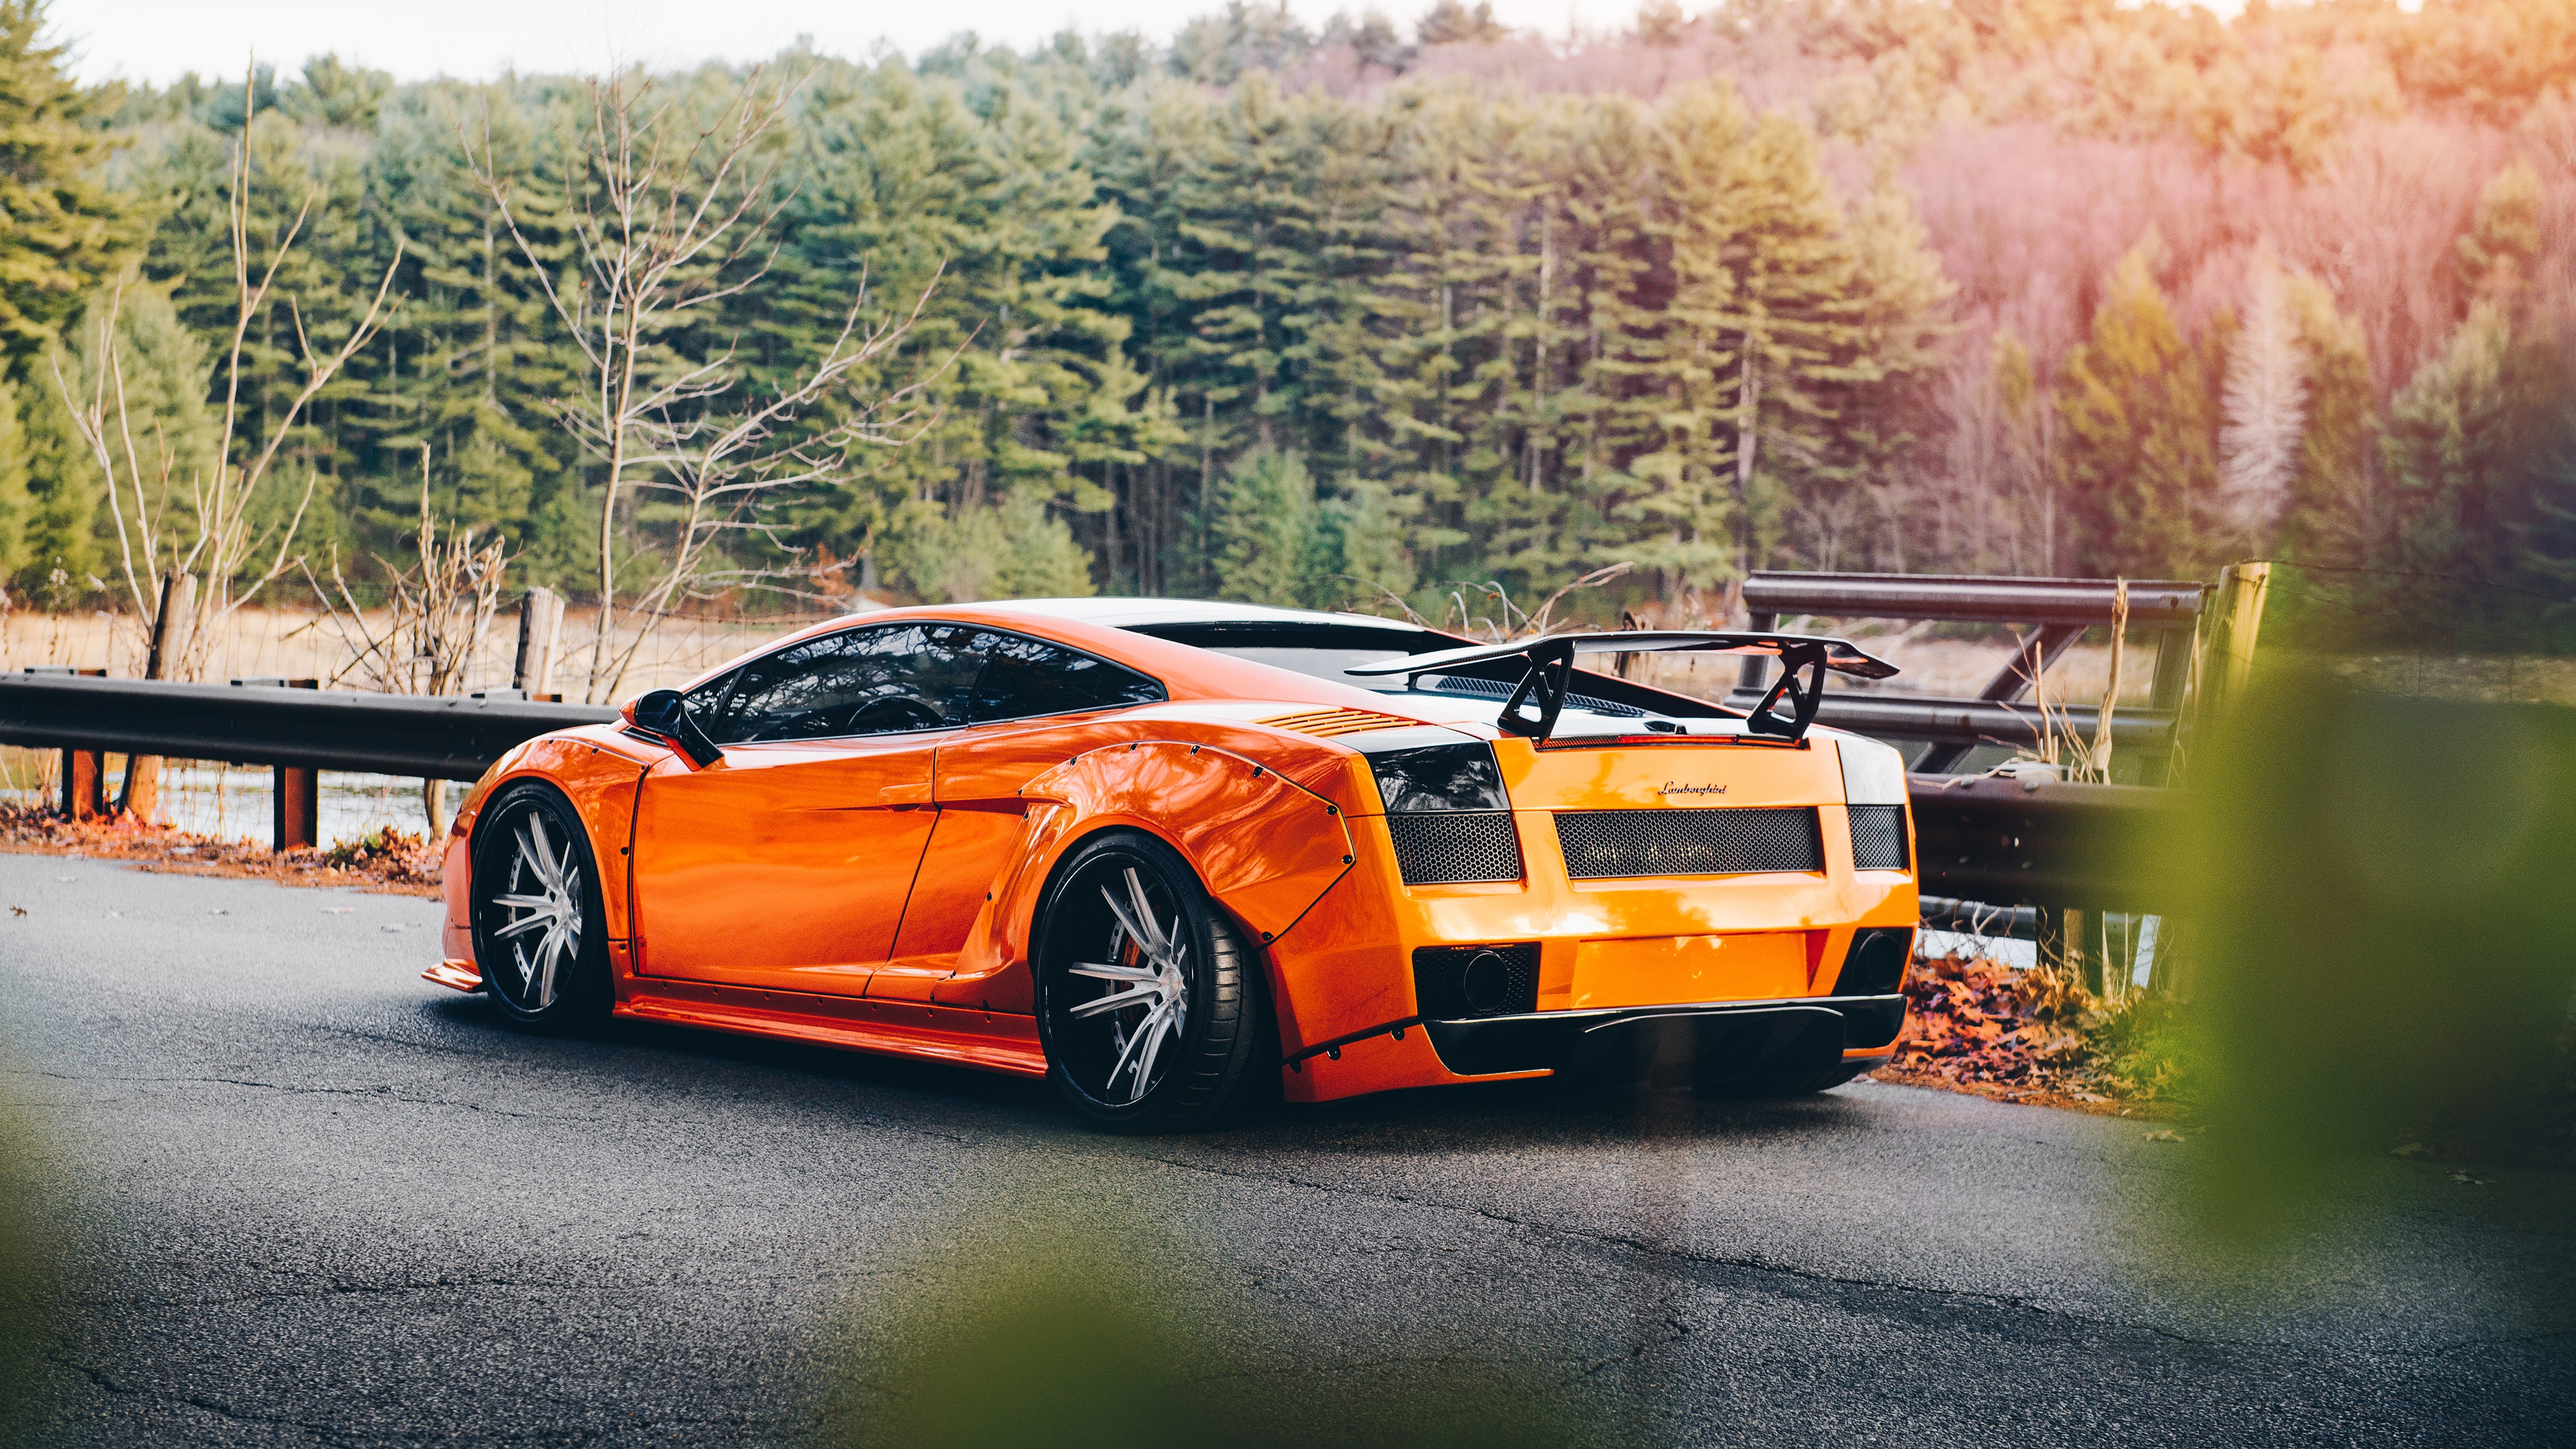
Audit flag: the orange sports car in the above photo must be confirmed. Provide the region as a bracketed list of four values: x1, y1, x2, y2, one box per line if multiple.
[426, 600, 1918, 1130]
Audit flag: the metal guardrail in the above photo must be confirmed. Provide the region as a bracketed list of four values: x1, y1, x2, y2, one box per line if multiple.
[1742, 573, 2208, 627]
[1721, 692, 2179, 755]
[1735, 571, 2208, 776]
[1907, 773, 2171, 912]
[0, 669, 2165, 909]
[0, 672, 615, 782]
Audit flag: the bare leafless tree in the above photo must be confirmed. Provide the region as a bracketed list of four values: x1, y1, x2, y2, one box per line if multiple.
[55, 62, 402, 682]
[466, 66, 953, 702]
[308, 448, 513, 700]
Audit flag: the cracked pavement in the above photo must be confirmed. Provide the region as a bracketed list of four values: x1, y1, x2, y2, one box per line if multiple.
[1, 853, 2571, 1446]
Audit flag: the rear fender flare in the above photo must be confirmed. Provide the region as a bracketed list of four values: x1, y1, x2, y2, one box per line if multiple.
[966, 741, 1355, 986]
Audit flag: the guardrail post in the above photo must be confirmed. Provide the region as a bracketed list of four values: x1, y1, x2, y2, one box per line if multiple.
[40, 667, 111, 820]
[62, 745, 105, 820]
[234, 677, 322, 851]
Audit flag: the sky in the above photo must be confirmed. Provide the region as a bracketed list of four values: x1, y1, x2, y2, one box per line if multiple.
[54, 1, 1670, 87]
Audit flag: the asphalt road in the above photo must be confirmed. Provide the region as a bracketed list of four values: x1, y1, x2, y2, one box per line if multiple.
[0, 852, 2570, 1447]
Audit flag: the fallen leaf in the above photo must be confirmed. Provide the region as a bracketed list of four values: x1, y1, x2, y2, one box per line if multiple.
[2391, 1142, 2429, 1158]
[2144, 1129, 2186, 1143]
[7, 906, 23, 916]
[2452, 1171, 2487, 1185]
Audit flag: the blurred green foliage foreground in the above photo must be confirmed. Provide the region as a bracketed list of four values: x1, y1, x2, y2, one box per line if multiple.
[2176, 674, 2576, 1232]
[0, 1095, 54, 1436]
[841, 1236, 1576, 1449]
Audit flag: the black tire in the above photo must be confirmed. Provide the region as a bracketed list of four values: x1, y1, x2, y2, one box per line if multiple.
[470, 782, 612, 1030]
[1033, 830, 1264, 1132]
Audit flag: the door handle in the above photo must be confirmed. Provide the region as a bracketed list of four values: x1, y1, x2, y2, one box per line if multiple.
[879, 782, 933, 806]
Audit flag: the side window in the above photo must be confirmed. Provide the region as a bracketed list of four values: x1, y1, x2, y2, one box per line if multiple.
[681, 668, 739, 734]
[708, 625, 984, 744]
[960, 630, 1165, 724]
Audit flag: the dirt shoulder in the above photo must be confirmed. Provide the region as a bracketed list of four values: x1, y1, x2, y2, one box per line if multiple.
[0, 806, 441, 898]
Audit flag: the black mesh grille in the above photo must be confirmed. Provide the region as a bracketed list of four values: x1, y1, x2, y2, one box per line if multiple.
[1848, 805, 1911, 871]
[1387, 812, 1523, 885]
[1552, 807, 1823, 879]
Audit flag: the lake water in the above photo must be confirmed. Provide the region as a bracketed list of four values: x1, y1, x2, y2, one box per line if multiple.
[4, 760, 437, 847]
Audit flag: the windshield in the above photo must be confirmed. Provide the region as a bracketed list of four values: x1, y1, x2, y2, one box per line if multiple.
[1197, 644, 1412, 688]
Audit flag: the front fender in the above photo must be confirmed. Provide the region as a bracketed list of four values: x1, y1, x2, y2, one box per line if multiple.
[440, 731, 656, 971]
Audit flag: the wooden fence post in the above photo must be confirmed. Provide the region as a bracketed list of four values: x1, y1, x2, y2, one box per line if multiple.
[2198, 561, 2271, 726]
[513, 586, 564, 700]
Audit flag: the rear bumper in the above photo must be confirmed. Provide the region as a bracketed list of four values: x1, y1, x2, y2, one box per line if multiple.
[1424, 992, 1904, 1083]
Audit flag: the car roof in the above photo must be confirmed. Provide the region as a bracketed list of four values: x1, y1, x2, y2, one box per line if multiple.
[940, 597, 1430, 635]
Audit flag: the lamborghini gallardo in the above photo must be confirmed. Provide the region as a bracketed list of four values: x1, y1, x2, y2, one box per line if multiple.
[426, 600, 1918, 1130]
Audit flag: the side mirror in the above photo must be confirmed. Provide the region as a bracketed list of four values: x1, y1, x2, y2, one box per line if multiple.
[625, 688, 724, 768]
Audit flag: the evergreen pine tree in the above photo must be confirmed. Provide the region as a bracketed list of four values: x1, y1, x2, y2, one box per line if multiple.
[2274, 276, 2377, 570]
[0, 1, 132, 375]
[1181, 445, 1322, 607]
[352, 78, 581, 570]
[2380, 302, 2517, 617]
[2215, 248, 2308, 554]
[0, 382, 30, 583]
[21, 280, 219, 592]
[2055, 242, 2220, 578]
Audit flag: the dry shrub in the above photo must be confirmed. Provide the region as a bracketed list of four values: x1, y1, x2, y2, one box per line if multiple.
[1892, 949, 2202, 1108]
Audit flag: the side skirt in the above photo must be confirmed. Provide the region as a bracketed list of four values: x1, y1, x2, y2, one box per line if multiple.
[614, 981, 1049, 1079]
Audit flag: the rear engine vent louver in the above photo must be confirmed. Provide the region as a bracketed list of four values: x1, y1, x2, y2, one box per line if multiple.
[1387, 812, 1523, 885]
[1261, 707, 1421, 737]
[1413, 943, 1541, 1020]
[1847, 804, 1911, 871]
[1553, 807, 1823, 879]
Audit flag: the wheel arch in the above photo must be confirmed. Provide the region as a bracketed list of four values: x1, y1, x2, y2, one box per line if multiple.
[949, 741, 1352, 1023]
[453, 736, 653, 949]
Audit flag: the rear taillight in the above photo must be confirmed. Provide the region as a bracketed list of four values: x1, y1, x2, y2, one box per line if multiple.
[1364, 741, 1523, 885]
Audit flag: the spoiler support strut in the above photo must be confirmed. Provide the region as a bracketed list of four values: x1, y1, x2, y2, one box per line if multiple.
[1350, 629, 1896, 747]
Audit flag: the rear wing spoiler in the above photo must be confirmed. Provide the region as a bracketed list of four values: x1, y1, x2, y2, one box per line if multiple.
[1347, 631, 1899, 745]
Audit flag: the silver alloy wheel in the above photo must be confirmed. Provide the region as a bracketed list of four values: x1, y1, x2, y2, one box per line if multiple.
[490, 812, 584, 1010]
[1066, 866, 1191, 1104]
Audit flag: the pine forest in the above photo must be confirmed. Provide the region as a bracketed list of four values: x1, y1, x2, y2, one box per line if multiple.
[4, 0, 2575, 669]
